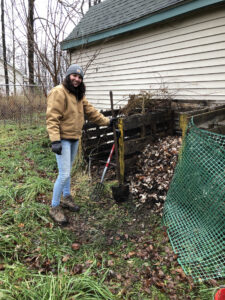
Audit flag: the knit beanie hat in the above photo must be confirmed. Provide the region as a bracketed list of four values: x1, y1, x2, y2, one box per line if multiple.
[65, 64, 84, 78]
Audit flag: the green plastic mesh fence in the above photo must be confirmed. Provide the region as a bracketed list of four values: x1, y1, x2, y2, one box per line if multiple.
[163, 118, 225, 282]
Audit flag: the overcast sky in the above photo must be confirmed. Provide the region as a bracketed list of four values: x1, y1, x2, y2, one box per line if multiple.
[1, 0, 93, 72]
[34, 0, 88, 37]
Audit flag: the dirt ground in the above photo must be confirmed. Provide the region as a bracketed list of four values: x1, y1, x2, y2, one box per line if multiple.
[59, 136, 221, 299]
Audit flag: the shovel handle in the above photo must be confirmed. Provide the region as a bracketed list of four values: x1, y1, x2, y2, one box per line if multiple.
[110, 91, 115, 118]
[110, 91, 121, 184]
[100, 143, 115, 183]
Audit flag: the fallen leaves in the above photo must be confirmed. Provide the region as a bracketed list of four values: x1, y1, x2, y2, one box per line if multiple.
[71, 243, 80, 251]
[128, 136, 182, 214]
[127, 251, 136, 258]
[107, 260, 114, 267]
[18, 223, 25, 228]
[62, 254, 70, 263]
[172, 267, 187, 279]
[71, 264, 83, 275]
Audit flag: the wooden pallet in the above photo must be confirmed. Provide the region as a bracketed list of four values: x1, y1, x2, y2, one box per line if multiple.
[179, 105, 225, 136]
[82, 109, 174, 180]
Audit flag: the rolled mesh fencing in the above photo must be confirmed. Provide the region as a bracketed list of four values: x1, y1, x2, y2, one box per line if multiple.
[163, 118, 225, 281]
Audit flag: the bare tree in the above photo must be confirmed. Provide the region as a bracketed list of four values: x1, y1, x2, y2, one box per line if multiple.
[1, 0, 9, 96]
[5, 0, 103, 96]
[59, 0, 85, 18]
[6, 3, 17, 94]
[11, 5, 16, 94]
[32, 0, 73, 90]
[27, 0, 35, 87]
[10, 0, 82, 94]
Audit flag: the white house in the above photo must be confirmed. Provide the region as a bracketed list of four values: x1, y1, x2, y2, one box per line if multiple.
[61, 0, 225, 110]
[0, 58, 27, 95]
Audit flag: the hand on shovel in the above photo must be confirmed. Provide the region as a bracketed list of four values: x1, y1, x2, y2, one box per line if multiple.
[109, 117, 118, 127]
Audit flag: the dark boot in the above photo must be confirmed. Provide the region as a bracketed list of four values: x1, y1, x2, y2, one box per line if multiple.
[60, 195, 80, 212]
[49, 206, 68, 225]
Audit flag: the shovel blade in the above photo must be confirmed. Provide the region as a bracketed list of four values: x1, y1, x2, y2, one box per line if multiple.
[112, 184, 129, 202]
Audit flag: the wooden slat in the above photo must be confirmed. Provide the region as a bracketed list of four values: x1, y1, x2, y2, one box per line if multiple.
[83, 135, 114, 148]
[83, 127, 113, 138]
[124, 136, 153, 156]
[209, 125, 225, 134]
[192, 107, 225, 125]
[123, 111, 172, 131]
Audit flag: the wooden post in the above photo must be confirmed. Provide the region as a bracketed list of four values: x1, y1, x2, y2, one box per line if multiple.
[118, 118, 125, 184]
[110, 91, 121, 184]
[179, 113, 188, 138]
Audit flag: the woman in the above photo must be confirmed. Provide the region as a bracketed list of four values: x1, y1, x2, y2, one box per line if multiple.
[46, 64, 114, 225]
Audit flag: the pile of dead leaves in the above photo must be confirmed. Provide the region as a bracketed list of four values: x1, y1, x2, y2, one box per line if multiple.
[128, 136, 182, 214]
[120, 89, 172, 116]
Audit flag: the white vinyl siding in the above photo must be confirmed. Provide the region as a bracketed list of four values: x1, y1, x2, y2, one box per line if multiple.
[71, 5, 225, 110]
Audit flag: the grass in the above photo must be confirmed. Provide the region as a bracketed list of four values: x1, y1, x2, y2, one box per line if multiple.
[0, 263, 115, 300]
[0, 122, 224, 299]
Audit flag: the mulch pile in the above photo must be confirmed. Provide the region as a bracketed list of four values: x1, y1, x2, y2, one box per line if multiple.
[128, 136, 182, 215]
[68, 135, 219, 298]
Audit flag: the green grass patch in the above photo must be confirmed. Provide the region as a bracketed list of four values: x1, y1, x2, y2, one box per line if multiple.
[0, 263, 115, 300]
[0, 122, 224, 299]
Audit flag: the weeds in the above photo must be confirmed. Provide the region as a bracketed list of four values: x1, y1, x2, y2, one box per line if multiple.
[0, 123, 223, 299]
[0, 263, 115, 300]
[0, 92, 46, 126]
[120, 87, 172, 116]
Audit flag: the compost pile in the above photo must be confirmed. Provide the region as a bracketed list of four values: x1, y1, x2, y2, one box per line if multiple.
[128, 136, 182, 214]
[120, 90, 172, 116]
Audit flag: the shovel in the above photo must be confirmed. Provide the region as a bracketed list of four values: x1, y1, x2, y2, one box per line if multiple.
[90, 143, 115, 201]
[110, 91, 130, 202]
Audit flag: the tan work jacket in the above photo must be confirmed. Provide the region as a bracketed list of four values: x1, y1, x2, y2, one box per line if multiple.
[46, 84, 110, 142]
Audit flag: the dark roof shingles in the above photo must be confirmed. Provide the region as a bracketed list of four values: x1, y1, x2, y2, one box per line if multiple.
[65, 0, 186, 41]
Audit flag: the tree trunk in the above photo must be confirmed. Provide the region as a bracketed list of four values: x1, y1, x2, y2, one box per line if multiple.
[1, 0, 9, 97]
[27, 0, 35, 89]
[12, 4, 16, 95]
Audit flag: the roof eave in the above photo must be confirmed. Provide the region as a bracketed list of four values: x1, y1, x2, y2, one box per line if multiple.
[61, 0, 224, 50]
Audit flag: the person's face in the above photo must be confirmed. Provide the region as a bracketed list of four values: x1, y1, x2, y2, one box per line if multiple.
[69, 74, 82, 87]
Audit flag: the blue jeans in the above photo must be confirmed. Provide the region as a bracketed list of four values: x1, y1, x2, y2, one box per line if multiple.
[51, 139, 79, 207]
